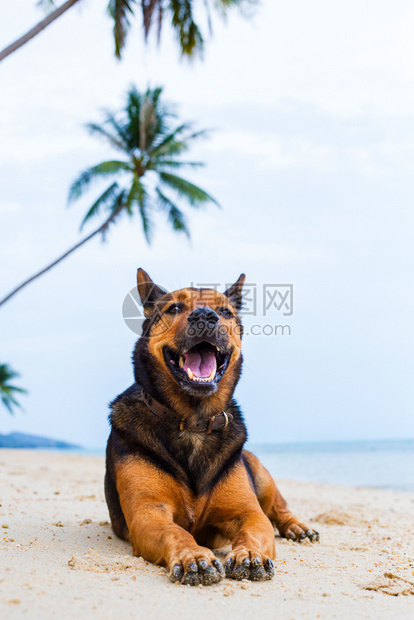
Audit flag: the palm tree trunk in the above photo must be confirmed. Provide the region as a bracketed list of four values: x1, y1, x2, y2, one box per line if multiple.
[0, 0, 81, 63]
[0, 207, 121, 307]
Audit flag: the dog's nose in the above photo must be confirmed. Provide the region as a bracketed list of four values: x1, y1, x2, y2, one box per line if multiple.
[188, 307, 219, 326]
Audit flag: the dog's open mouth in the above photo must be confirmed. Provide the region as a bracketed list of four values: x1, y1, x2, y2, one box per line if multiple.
[163, 342, 231, 388]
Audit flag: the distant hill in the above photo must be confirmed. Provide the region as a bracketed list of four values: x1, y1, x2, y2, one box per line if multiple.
[0, 432, 81, 450]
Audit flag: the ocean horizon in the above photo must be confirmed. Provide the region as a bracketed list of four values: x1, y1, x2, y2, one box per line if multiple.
[22, 437, 414, 494]
[249, 438, 414, 493]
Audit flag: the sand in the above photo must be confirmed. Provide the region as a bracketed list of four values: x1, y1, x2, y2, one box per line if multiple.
[0, 449, 413, 619]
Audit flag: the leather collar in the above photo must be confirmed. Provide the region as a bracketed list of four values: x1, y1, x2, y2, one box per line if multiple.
[138, 387, 233, 434]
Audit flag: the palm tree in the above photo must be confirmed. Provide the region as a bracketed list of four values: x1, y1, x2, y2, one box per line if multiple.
[0, 85, 218, 307]
[0, 364, 27, 414]
[0, 0, 256, 63]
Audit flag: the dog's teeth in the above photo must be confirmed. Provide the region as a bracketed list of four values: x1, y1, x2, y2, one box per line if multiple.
[186, 370, 216, 383]
[179, 356, 184, 369]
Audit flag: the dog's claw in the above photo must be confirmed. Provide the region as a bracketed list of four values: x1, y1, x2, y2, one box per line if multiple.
[233, 564, 250, 580]
[200, 566, 221, 585]
[183, 566, 199, 586]
[212, 559, 225, 577]
[249, 557, 267, 581]
[265, 558, 275, 579]
[225, 552, 274, 582]
[171, 557, 223, 586]
[170, 563, 184, 583]
[225, 557, 235, 578]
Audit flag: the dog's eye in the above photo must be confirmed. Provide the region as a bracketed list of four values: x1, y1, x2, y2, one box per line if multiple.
[165, 303, 184, 315]
[217, 307, 233, 319]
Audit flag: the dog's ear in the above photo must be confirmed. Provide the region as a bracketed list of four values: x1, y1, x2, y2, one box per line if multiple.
[223, 273, 246, 312]
[137, 268, 167, 314]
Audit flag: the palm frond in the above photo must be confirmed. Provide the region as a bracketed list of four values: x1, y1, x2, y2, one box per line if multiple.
[37, 0, 56, 12]
[125, 86, 142, 149]
[159, 172, 219, 207]
[105, 0, 257, 59]
[167, 204, 189, 235]
[128, 178, 154, 241]
[169, 0, 204, 57]
[86, 122, 129, 152]
[1, 393, 19, 414]
[80, 182, 121, 230]
[156, 159, 204, 169]
[153, 128, 209, 160]
[203, 0, 213, 34]
[0, 364, 19, 384]
[183, 128, 210, 142]
[155, 140, 190, 159]
[141, 0, 163, 38]
[3, 386, 26, 394]
[213, 0, 258, 16]
[150, 123, 190, 155]
[0, 364, 27, 414]
[100, 189, 128, 241]
[68, 161, 131, 204]
[102, 112, 131, 148]
[107, 0, 136, 59]
[156, 187, 190, 236]
[138, 195, 154, 242]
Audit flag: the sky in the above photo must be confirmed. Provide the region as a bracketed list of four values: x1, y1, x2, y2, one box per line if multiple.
[0, 0, 414, 449]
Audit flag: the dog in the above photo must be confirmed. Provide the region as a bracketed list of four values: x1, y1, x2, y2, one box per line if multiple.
[105, 269, 319, 586]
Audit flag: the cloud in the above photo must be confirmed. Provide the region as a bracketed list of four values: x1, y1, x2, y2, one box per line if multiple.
[0, 130, 98, 165]
[0, 200, 20, 213]
[205, 130, 333, 171]
[201, 105, 414, 177]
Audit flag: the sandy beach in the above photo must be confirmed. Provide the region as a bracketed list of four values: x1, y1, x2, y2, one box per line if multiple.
[0, 449, 413, 619]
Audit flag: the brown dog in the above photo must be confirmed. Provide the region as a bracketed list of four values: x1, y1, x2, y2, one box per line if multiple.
[105, 269, 319, 586]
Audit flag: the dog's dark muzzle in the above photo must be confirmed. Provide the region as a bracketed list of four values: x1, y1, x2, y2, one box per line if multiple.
[185, 307, 219, 340]
[181, 307, 229, 353]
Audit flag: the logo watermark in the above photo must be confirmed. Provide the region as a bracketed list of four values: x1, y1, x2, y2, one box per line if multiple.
[122, 282, 294, 336]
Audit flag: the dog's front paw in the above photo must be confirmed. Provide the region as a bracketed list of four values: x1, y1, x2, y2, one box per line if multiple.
[224, 548, 274, 581]
[169, 549, 224, 586]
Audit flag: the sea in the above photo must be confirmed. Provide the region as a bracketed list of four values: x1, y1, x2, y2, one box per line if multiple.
[246, 439, 414, 493]
[77, 438, 414, 493]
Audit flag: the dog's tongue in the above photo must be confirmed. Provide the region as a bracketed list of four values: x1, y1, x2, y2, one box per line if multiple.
[183, 349, 217, 378]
